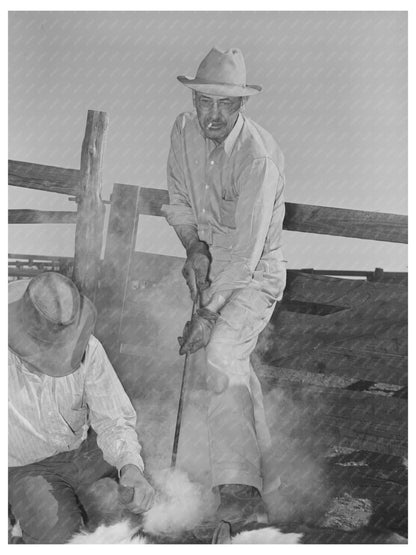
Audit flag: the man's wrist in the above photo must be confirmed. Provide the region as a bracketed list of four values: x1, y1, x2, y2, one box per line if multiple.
[186, 239, 209, 258]
[196, 307, 219, 322]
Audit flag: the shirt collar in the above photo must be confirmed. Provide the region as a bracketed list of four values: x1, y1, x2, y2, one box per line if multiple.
[223, 113, 244, 156]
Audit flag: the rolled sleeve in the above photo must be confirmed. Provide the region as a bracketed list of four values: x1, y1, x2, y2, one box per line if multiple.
[211, 158, 282, 293]
[84, 338, 144, 473]
[162, 204, 196, 227]
[162, 117, 197, 227]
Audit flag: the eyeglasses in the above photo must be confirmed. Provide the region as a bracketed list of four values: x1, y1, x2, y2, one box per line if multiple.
[195, 94, 242, 113]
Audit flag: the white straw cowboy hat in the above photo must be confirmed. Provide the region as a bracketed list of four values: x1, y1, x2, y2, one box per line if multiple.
[177, 47, 262, 97]
[8, 272, 97, 377]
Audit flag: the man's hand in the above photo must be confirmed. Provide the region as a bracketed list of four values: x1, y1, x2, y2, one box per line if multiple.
[119, 464, 155, 514]
[182, 241, 211, 301]
[178, 307, 219, 355]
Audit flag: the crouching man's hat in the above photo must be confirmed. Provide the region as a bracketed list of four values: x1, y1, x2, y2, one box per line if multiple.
[8, 272, 96, 377]
[177, 47, 262, 97]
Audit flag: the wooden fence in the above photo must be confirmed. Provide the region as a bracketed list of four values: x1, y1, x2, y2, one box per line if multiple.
[9, 110, 109, 303]
[9, 109, 408, 346]
[8, 110, 408, 457]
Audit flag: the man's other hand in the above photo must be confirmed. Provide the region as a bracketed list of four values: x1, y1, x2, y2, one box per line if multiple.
[119, 464, 155, 514]
[178, 307, 219, 355]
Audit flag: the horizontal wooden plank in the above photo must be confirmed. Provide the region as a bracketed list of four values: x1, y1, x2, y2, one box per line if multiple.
[138, 186, 169, 217]
[256, 364, 406, 396]
[8, 253, 75, 280]
[255, 365, 408, 434]
[280, 299, 347, 315]
[284, 202, 407, 243]
[9, 253, 74, 262]
[258, 363, 407, 455]
[259, 370, 406, 417]
[268, 349, 408, 386]
[8, 160, 80, 195]
[326, 449, 407, 485]
[8, 268, 42, 278]
[331, 433, 407, 458]
[321, 418, 407, 457]
[296, 268, 408, 284]
[8, 209, 77, 224]
[126, 187, 408, 243]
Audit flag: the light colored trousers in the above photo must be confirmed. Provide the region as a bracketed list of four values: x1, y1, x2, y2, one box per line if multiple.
[204, 285, 277, 492]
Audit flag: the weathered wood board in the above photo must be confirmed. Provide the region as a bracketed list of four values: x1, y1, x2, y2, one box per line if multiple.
[8, 160, 80, 195]
[8, 209, 77, 224]
[261, 272, 407, 387]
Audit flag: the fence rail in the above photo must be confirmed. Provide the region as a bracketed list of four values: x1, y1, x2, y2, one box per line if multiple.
[8, 160, 80, 196]
[133, 186, 408, 244]
[8, 253, 74, 279]
[8, 209, 78, 224]
[284, 202, 407, 244]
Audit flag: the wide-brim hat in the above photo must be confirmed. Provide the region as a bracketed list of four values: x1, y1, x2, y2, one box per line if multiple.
[8, 272, 97, 377]
[177, 47, 262, 97]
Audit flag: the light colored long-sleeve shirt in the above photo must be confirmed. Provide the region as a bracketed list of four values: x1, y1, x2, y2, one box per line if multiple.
[8, 335, 144, 472]
[163, 112, 286, 299]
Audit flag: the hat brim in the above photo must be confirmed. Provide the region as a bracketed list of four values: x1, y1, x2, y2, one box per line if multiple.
[8, 279, 97, 377]
[177, 76, 262, 96]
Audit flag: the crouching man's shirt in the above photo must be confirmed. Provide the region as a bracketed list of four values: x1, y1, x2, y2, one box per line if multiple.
[8, 335, 144, 472]
[163, 112, 287, 299]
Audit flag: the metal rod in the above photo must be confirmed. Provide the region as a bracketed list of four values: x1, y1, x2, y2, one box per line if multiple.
[171, 295, 199, 469]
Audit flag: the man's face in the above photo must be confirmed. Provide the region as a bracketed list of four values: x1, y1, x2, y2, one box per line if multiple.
[193, 92, 243, 144]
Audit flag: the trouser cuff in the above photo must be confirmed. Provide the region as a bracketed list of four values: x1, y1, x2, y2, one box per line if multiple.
[212, 469, 263, 493]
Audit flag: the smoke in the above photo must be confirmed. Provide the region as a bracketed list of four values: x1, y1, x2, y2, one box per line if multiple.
[143, 468, 216, 535]
[261, 386, 331, 525]
[114, 260, 215, 513]
[133, 386, 212, 486]
[252, 320, 332, 525]
[81, 469, 215, 538]
[114, 259, 332, 529]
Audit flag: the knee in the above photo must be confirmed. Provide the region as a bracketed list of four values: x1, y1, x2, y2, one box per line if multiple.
[9, 474, 81, 543]
[205, 340, 233, 394]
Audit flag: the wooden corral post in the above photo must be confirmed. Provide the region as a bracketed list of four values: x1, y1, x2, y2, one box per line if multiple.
[72, 110, 108, 302]
[95, 183, 141, 365]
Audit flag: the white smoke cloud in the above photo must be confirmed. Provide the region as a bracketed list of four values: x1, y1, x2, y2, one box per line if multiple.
[110, 261, 332, 530]
[142, 468, 216, 536]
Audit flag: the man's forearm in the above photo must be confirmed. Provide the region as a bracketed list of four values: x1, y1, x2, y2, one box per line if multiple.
[173, 224, 200, 251]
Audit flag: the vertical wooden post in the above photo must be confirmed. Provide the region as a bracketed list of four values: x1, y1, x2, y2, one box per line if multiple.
[73, 110, 108, 302]
[95, 183, 141, 365]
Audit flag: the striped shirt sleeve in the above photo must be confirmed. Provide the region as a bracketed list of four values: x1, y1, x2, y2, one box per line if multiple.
[84, 337, 144, 473]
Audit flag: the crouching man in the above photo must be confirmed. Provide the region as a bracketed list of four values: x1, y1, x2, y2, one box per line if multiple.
[8, 272, 155, 543]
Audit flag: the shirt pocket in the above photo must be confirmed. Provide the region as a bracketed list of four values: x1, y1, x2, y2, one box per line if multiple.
[219, 192, 238, 229]
[59, 393, 88, 435]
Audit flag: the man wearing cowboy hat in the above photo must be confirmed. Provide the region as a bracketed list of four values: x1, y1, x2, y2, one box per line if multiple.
[162, 47, 286, 528]
[8, 272, 155, 543]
